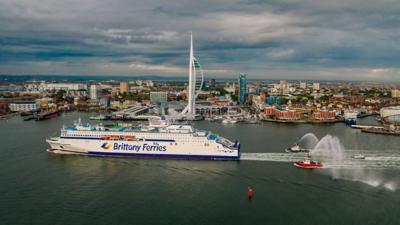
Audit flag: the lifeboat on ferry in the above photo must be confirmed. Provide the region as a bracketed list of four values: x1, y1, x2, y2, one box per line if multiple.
[109, 135, 121, 140]
[294, 153, 323, 169]
[123, 135, 135, 141]
[101, 136, 110, 140]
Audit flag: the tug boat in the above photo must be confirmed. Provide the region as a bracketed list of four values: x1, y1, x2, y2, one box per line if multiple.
[294, 153, 323, 169]
[285, 143, 310, 153]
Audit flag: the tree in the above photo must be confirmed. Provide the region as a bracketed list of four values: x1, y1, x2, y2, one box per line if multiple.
[320, 95, 330, 101]
[55, 90, 66, 103]
[231, 94, 238, 102]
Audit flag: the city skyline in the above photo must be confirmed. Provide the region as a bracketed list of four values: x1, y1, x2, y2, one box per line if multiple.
[1, 0, 399, 81]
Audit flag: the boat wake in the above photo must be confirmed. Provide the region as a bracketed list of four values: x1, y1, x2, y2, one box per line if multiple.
[242, 133, 400, 190]
[241, 152, 400, 169]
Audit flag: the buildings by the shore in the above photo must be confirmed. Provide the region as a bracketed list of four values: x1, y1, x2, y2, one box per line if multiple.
[0, 77, 400, 131]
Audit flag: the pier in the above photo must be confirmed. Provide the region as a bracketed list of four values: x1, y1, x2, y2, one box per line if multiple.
[350, 125, 383, 129]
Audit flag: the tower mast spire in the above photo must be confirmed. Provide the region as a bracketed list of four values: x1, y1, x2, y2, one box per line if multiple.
[188, 32, 195, 114]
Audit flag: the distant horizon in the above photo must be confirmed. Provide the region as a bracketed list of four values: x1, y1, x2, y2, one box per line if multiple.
[1, 74, 399, 84]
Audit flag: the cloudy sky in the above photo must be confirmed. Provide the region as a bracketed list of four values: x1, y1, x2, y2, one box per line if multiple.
[0, 0, 399, 81]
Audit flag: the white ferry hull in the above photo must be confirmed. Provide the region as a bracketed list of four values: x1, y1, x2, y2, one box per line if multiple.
[47, 118, 240, 160]
[47, 137, 240, 160]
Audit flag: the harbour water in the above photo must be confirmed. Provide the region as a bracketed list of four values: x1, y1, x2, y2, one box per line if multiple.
[1, 112, 399, 224]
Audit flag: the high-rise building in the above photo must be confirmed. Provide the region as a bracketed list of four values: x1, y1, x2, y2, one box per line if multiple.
[120, 82, 129, 94]
[239, 73, 247, 104]
[313, 83, 320, 91]
[90, 84, 101, 100]
[279, 80, 289, 95]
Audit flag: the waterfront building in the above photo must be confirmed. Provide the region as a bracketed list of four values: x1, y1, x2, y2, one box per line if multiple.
[120, 82, 129, 94]
[274, 109, 301, 120]
[264, 106, 275, 116]
[90, 84, 101, 100]
[238, 73, 247, 104]
[0, 102, 9, 115]
[313, 83, 320, 91]
[313, 110, 336, 120]
[380, 106, 400, 124]
[9, 100, 39, 112]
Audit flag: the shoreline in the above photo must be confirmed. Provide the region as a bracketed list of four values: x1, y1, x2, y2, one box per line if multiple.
[261, 118, 344, 124]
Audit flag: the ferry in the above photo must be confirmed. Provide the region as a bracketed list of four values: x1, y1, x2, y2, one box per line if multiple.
[46, 117, 240, 160]
[344, 111, 358, 125]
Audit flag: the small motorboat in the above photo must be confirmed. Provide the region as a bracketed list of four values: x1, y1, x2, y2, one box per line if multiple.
[285, 143, 310, 153]
[294, 153, 323, 169]
[222, 118, 238, 124]
[352, 154, 365, 160]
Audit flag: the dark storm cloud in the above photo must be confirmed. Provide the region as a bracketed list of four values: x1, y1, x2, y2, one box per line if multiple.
[0, 0, 399, 80]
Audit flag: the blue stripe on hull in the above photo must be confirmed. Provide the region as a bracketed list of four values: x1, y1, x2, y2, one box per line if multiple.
[87, 151, 240, 160]
[145, 139, 175, 142]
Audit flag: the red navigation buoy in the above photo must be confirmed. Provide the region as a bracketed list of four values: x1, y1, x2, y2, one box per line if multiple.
[247, 186, 253, 199]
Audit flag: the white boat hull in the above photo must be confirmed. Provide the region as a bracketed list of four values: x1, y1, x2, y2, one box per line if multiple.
[47, 137, 240, 160]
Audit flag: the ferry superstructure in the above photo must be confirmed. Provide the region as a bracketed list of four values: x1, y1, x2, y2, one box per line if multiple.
[46, 118, 240, 160]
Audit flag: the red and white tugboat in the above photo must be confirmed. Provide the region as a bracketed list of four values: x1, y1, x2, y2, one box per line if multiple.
[294, 152, 323, 169]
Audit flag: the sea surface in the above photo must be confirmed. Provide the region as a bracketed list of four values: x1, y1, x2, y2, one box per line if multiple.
[1, 112, 399, 225]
